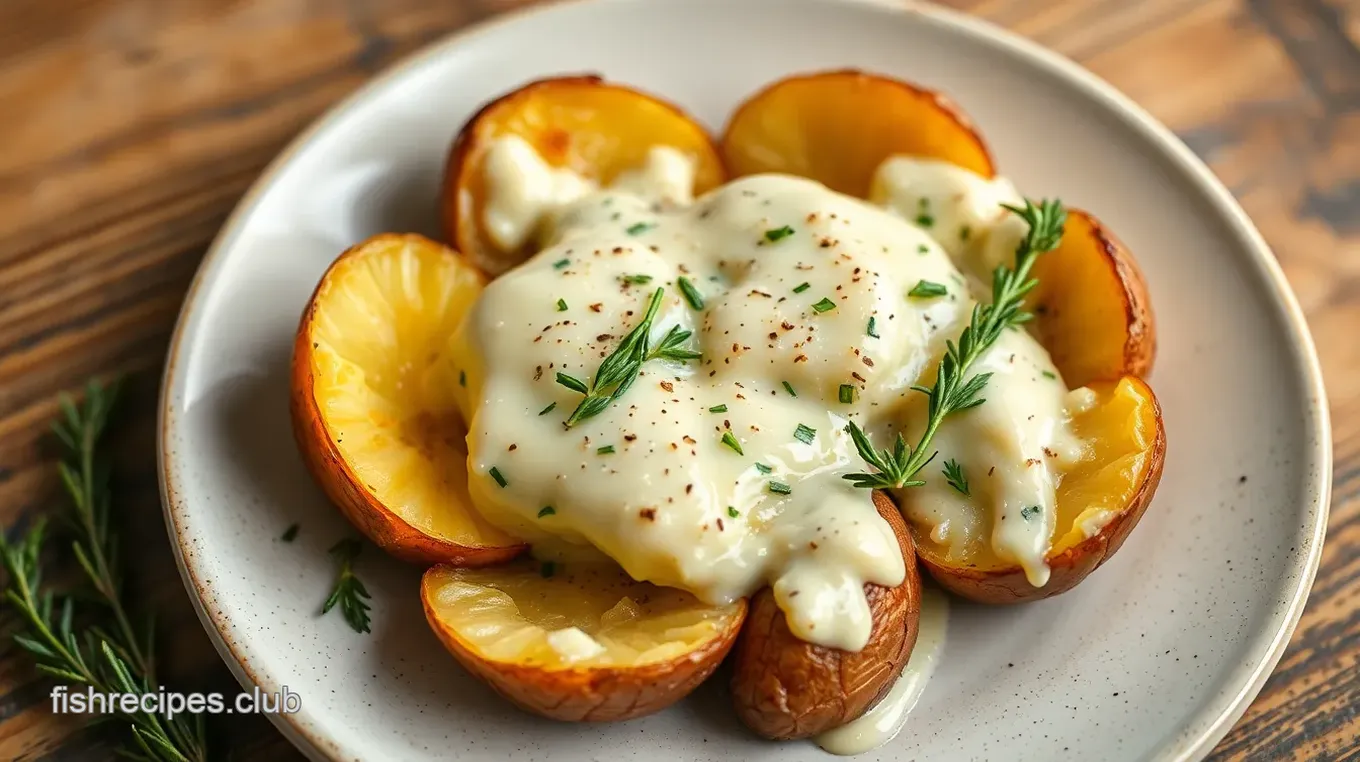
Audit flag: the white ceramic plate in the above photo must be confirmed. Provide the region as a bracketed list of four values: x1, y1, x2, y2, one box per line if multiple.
[158, 0, 1332, 760]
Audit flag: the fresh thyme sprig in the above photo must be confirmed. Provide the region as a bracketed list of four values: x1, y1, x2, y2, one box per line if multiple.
[554, 287, 700, 426]
[322, 539, 371, 634]
[0, 379, 209, 761]
[844, 199, 1066, 490]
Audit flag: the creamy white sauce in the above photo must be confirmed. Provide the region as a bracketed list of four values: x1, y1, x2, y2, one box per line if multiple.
[815, 587, 949, 756]
[456, 140, 1086, 651]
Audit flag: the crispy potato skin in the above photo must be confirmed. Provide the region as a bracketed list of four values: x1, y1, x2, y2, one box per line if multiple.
[1029, 210, 1157, 387]
[289, 235, 525, 566]
[917, 378, 1166, 604]
[442, 75, 725, 277]
[721, 69, 995, 195]
[729, 491, 921, 739]
[420, 567, 746, 722]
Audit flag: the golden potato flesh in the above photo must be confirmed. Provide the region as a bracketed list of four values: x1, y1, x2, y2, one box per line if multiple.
[1027, 209, 1156, 387]
[912, 376, 1165, 604]
[442, 75, 726, 277]
[721, 69, 995, 196]
[422, 561, 746, 722]
[729, 491, 921, 739]
[290, 234, 525, 565]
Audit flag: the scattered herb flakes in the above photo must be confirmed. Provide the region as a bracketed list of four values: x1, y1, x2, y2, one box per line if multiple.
[942, 459, 969, 496]
[552, 258, 570, 269]
[678, 276, 705, 310]
[792, 282, 811, 294]
[540, 561, 556, 578]
[1021, 506, 1041, 521]
[917, 244, 930, 254]
[866, 317, 879, 338]
[811, 298, 837, 313]
[626, 222, 655, 235]
[597, 445, 616, 455]
[489, 467, 508, 488]
[782, 381, 797, 397]
[728, 506, 740, 518]
[556, 298, 568, 312]
[765, 225, 795, 242]
[538, 401, 557, 416]
[838, 384, 855, 404]
[720, 431, 744, 455]
[458, 370, 466, 387]
[754, 462, 773, 474]
[280, 524, 299, 542]
[1042, 370, 1057, 380]
[768, 481, 793, 495]
[621, 273, 653, 285]
[538, 506, 556, 518]
[959, 225, 972, 241]
[793, 423, 817, 445]
[908, 280, 948, 299]
[709, 404, 728, 413]
[915, 214, 935, 228]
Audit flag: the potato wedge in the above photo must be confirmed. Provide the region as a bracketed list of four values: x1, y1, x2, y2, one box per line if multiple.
[1027, 210, 1156, 387]
[442, 75, 726, 276]
[721, 69, 994, 196]
[729, 491, 921, 739]
[422, 561, 746, 722]
[912, 376, 1165, 604]
[290, 234, 525, 565]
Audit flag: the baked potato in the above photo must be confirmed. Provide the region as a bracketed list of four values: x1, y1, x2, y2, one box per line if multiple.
[442, 75, 727, 277]
[422, 560, 746, 721]
[721, 69, 995, 196]
[290, 233, 525, 565]
[729, 491, 921, 739]
[911, 376, 1166, 604]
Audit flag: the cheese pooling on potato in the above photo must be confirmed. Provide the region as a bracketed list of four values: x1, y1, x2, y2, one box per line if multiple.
[452, 135, 1097, 651]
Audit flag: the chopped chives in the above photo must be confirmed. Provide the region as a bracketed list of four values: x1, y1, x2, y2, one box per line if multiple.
[754, 462, 772, 474]
[915, 214, 935, 228]
[538, 401, 557, 416]
[793, 423, 816, 445]
[626, 222, 655, 235]
[728, 506, 740, 518]
[621, 274, 653, 285]
[1042, 370, 1057, 380]
[678, 276, 705, 310]
[768, 481, 792, 495]
[552, 258, 570, 269]
[597, 445, 616, 455]
[867, 317, 879, 338]
[538, 506, 556, 518]
[838, 384, 855, 404]
[720, 431, 744, 455]
[556, 298, 568, 312]
[489, 467, 507, 488]
[709, 404, 728, 413]
[792, 282, 811, 294]
[811, 298, 836, 313]
[782, 381, 797, 397]
[765, 225, 795, 242]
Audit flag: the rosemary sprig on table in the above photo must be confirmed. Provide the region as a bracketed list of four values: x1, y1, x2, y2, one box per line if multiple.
[322, 539, 372, 634]
[555, 287, 701, 426]
[0, 380, 210, 762]
[844, 199, 1067, 490]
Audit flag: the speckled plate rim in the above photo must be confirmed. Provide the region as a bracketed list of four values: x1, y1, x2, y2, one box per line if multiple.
[156, 1, 1333, 760]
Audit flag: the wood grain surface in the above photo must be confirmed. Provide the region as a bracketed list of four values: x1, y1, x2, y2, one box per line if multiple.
[0, 0, 1355, 759]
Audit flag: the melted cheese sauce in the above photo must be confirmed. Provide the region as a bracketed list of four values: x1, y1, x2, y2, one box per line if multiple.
[815, 587, 949, 756]
[453, 138, 1092, 651]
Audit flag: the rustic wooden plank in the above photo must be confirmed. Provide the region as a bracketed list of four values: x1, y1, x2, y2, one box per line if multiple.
[0, 1, 1354, 760]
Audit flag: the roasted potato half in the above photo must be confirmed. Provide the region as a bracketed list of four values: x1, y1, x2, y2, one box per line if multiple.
[443, 75, 726, 277]
[912, 376, 1166, 604]
[1027, 209, 1156, 386]
[422, 561, 746, 722]
[721, 69, 995, 196]
[291, 234, 525, 565]
[729, 491, 921, 739]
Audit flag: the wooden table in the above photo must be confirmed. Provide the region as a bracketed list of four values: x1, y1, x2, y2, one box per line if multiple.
[0, 0, 1354, 759]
